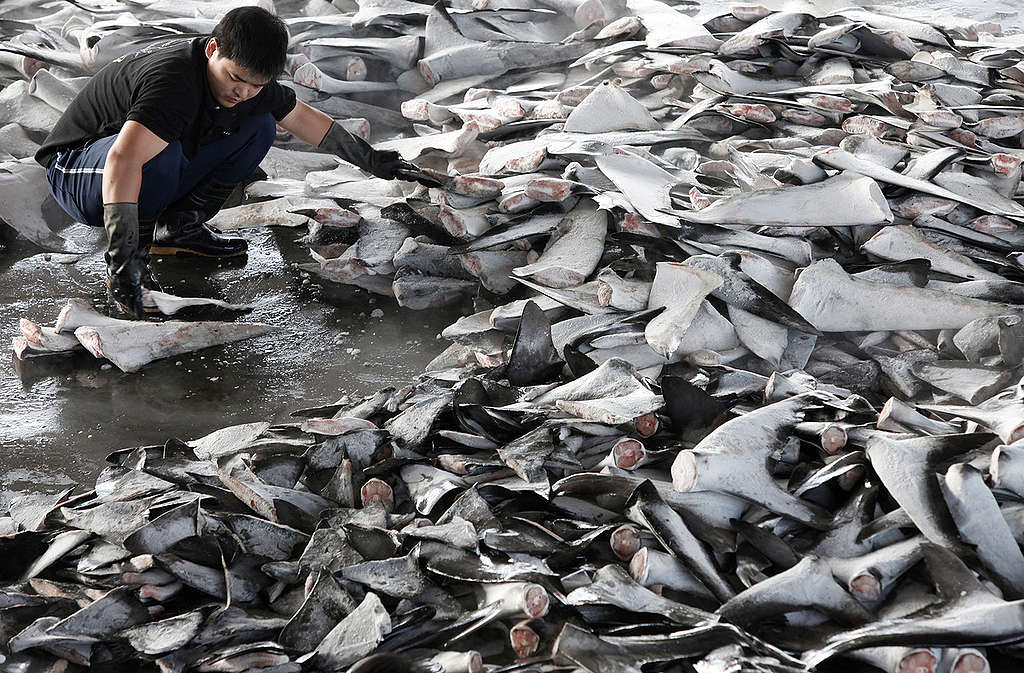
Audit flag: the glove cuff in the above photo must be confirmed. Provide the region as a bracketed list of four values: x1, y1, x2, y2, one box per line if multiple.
[104, 202, 139, 220]
[318, 120, 374, 171]
[103, 202, 140, 271]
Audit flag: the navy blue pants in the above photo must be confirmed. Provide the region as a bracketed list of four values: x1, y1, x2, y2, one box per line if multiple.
[45, 113, 276, 227]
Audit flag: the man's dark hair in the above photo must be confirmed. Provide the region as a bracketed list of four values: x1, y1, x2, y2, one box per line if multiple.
[211, 6, 289, 81]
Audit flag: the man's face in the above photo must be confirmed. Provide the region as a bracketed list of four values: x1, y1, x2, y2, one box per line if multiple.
[205, 38, 269, 108]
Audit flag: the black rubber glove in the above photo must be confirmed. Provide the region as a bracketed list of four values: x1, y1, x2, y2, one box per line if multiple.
[103, 202, 145, 318]
[391, 164, 449, 188]
[318, 120, 412, 180]
[372, 149, 417, 181]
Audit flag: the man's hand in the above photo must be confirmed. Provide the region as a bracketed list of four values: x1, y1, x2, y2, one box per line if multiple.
[370, 153, 453, 189]
[390, 163, 449, 189]
[370, 148, 409, 180]
[107, 259, 146, 318]
[103, 202, 145, 318]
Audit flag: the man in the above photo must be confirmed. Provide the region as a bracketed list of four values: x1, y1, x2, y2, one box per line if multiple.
[35, 6, 415, 317]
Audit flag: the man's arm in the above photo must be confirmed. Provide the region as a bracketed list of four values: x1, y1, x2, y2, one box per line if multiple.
[278, 100, 333, 146]
[102, 120, 168, 318]
[102, 120, 169, 203]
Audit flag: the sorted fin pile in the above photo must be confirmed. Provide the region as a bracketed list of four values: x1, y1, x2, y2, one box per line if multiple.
[3, 317, 1024, 672]
[4, 0, 1024, 672]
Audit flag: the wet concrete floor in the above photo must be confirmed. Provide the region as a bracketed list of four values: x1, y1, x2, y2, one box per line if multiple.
[0, 216, 468, 493]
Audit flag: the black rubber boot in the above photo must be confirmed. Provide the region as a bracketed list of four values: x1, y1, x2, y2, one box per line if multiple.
[137, 219, 162, 292]
[150, 178, 247, 257]
[151, 210, 247, 257]
[135, 219, 163, 313]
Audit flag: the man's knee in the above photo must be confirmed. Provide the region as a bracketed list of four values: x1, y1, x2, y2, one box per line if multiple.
[139, 141, 185, 218]
[141, 141, 184, 180]
[245, 113, 276, 155]
[212, 114, 275, 183]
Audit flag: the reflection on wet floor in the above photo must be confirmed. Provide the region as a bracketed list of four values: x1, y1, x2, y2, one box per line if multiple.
[0, 220, 468, 492]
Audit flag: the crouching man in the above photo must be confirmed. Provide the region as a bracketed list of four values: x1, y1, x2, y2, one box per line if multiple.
[35, 6, 414, 317]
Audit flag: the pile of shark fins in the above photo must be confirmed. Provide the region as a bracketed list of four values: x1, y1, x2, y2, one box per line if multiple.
[3, 313, 1024, 671]
[233, 0, 1024, 334]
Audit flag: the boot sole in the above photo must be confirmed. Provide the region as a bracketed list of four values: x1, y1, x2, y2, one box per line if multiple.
[149, 246, 247, 258]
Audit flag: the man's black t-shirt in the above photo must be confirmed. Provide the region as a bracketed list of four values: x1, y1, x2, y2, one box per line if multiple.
[35, 37, 297, 168]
